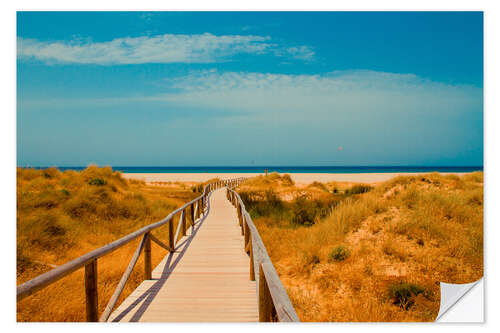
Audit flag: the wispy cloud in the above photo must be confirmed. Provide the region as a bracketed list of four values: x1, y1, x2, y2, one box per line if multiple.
[282, 46, 315, 61]
[17, 33, 314, 65]
[148, 69, 481, 118]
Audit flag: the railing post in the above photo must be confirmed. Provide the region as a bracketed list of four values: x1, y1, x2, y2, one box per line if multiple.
[259, 263, 273, 322]
[244, 219, 249, 249]
[249, 238, 255, 281]
[238, 204, 243, 235]
[144, 232, 152, 280]
[168, 219, 174, 250]
[85, 259, 98, 322]
[190, 203, 195, 231]
[181, 210, 186, 237]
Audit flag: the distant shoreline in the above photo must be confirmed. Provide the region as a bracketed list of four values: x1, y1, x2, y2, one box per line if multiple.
[22, 166, 483, 174]
[122, 172, 476, 184]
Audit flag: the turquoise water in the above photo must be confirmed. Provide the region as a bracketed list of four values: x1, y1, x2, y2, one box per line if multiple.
[35, 166, 483, 174]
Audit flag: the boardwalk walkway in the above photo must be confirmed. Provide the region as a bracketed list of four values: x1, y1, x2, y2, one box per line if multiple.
[108, 188, 258, 322]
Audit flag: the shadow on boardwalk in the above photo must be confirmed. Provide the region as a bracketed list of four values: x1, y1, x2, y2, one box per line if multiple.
[111, 190, 215, 322]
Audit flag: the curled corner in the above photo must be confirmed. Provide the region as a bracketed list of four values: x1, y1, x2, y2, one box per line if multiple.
[435, 277, 483, 322]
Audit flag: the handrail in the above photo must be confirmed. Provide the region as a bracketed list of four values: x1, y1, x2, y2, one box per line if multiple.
[226, 181, 300, 322]
[16, 178, 242, 322]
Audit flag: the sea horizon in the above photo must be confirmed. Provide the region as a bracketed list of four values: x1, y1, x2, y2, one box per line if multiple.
[20, 165, 484, 174]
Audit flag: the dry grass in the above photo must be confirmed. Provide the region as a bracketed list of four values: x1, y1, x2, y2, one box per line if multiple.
[16, 166, 201, 322]
[237, 172, 483, 322]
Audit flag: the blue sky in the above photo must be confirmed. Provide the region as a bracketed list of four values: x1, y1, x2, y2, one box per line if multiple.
[17, 11, 483, 167]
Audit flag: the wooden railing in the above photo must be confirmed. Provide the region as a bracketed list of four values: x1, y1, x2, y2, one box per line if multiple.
[226, 183, 300, 322]
[16, 178, 240, 322]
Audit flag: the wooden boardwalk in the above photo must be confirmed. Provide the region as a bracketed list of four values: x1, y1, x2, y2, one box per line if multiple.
[17, 178, 298, 322]
[108, 188, 258, 322]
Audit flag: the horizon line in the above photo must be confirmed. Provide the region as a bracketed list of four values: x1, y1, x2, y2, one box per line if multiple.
[19, 165, 484, 169]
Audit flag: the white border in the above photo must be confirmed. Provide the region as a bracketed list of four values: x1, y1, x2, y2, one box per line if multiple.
[3, 1, 498, 332]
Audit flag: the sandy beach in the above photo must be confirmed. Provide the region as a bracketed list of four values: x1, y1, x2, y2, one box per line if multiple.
[122, 172, 469, 185]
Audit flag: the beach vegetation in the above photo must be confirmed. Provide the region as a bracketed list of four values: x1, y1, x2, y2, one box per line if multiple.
[345, 184, 373, 195]
[328, 245, 350, 262]
[237, 171, 483, 321]
[387, 282, 425, 310]
[88, 177, 107, 186]
[17, 166, 200, 322]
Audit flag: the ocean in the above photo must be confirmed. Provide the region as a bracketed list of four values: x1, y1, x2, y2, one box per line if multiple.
[36, 166, 483, 174]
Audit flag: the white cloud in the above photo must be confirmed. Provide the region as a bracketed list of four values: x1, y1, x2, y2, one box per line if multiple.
[149, 70, 482, 118]
[17, 33, 314, 64]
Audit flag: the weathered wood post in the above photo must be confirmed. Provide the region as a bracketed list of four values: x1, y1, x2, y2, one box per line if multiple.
[244, 219, 249, 251]
[259, 263, 273, 322]
[249, 238, 255, 281]
[190, 203, 195, 231]
[181, 210, 186, 237]
[144, 232, 152, 280]
[238, 204, 244, 235]
[168, 219, 174, 250]
[85, 259, 98, 322]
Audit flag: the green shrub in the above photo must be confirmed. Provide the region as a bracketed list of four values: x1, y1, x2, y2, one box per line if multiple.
[265, 190, 283, 209]
[328, 245, 350, 262]
[345, 184, 373, 195]
[240, 190, 340, 227]
[241, 190, 286, 220]
[42, 167, 60, 179]
[387, 282, 425, 310]
[291, 196, 317, 226]
[88, 178, 107, 186]
[302, 252, 321, 266]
